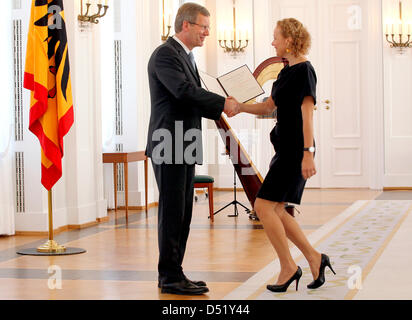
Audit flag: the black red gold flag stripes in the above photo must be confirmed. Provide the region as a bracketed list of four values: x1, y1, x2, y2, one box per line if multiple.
[24, 0, 74, 191]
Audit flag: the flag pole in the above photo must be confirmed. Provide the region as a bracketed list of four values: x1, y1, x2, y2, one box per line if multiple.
[17, 0, 86, 257]
[37, 189, 66, 253]
[17, 189, 86, 256]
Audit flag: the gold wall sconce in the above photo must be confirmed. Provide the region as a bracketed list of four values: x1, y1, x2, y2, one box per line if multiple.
[218, 0, 249, 55]
[78, 0, 109, 26]
[161, 0, 172, 42]
[385, 1, 411, 53]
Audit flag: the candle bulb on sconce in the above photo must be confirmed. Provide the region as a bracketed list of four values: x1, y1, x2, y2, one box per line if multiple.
[218, 30, 222, 41]
[218, 0, 249, 55]
[385, 1, 412, 53]
[161, 0, 172, 42]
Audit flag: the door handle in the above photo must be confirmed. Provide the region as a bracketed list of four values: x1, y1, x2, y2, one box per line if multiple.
[323, 100, 331, 110]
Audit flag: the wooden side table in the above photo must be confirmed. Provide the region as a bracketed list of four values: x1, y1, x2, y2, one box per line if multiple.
[103, 151, 148, 223]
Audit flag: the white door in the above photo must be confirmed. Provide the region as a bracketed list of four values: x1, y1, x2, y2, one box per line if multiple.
[271, 0, 370, 188]
[318, 0, 369, 187]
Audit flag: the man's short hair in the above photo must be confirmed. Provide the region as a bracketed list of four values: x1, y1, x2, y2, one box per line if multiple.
[174, 2, 210, 33]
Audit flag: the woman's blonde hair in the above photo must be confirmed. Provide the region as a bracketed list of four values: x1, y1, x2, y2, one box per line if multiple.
[277, 18, 311, 57]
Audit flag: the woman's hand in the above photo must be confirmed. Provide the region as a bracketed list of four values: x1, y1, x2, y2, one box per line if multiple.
[302, 153, 317, 180]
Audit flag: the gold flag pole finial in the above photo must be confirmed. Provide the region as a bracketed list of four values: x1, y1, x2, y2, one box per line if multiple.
[37, 189, 66, 253]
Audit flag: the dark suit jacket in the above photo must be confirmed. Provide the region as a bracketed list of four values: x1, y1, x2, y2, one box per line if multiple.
[145, 37, 225, 165]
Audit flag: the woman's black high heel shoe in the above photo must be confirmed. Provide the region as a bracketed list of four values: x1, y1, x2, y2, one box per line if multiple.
[267, 267, 303, 293]
[307, 254, 336, 289]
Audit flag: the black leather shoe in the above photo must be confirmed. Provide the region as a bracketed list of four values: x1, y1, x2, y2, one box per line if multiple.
[267, 266, 303, 293]
[158, 278, 207, 288]
[184, 276, 207, 287]
[307, 254, 336, 289]
[160, 279, 209, 295]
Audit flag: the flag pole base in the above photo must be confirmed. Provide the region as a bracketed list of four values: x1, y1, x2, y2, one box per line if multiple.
[17, 245, 86, 256]
[37, 240, 66, 253]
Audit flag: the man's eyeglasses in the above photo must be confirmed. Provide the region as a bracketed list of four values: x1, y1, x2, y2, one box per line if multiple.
[188, 22, 211, 32]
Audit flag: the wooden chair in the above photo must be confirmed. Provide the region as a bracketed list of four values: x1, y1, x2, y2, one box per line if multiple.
[194, 175, 215, 222]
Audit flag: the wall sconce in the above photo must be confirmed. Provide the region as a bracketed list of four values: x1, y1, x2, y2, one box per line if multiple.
[385, 1, 411, 53]
[218, 0, 249, 55]
[161, 0, 172, 42]
[78, 0, 109, 27]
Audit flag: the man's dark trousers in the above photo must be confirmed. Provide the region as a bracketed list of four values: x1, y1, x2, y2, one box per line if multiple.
[151, 161, 196, 284]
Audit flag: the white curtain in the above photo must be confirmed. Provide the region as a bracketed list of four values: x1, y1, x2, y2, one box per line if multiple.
[0, 0, 16, 236]
[101, 2, 116, 152]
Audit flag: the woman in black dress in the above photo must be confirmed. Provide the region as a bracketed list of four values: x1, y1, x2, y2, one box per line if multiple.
[228, 18, 335, 292]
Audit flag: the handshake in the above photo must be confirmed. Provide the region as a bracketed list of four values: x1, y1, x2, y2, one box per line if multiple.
[223, 97, 241, 118]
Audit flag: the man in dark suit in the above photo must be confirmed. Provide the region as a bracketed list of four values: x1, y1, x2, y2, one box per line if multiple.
[146, 3, 238, 295]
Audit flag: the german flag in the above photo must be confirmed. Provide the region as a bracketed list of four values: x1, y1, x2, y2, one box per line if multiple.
[24, 0, 74, 191]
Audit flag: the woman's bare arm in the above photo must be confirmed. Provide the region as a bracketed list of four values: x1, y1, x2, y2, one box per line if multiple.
[239, 96, 277, 116]
[301, 95, 316, 180]
[301, 96, 315, 150]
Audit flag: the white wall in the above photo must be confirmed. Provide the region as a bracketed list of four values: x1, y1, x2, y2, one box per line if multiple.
[366, 0, 385, 190]
[382, 0, 412, 188]
[103, 0, 138, 209]
[205, 0, 258, 189]
[58, 0, 108, 228]
[204, 0, 387, 190]
[5, 0, 412, 233]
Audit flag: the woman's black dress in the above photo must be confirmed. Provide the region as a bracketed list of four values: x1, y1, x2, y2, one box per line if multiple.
[256, 61, 317, 205]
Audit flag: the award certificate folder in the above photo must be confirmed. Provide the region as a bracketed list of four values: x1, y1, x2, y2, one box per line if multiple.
[200, 65, 264, 103]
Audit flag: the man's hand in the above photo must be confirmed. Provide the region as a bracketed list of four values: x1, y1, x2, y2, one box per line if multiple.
[224, 97, 240, 118]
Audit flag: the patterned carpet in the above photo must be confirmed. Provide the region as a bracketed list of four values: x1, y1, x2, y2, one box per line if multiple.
[224, 200, 412, 300]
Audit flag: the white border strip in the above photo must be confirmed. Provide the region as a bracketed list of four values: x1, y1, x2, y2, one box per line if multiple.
[223, 200, 369, 300]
